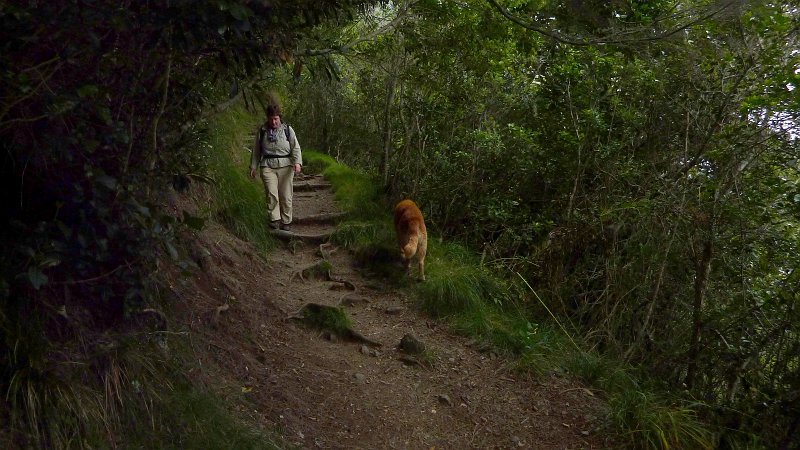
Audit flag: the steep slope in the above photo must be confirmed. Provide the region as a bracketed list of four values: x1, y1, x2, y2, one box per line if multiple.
[167, 174, 612, 449]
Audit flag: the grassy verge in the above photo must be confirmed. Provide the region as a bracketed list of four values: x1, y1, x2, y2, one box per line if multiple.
[106, 105, 285, 448]
[204, 104, 277, 254]
[304, 151, 386, 220]
[308, 153, 713, 449]
[119, 336, 283, 450]
[127, 381, 280, 450]
[111, 104, 286, 448]
[2, 103, 293, 448]
[109, 104, 287, 449]
[1, 331, 281, 449]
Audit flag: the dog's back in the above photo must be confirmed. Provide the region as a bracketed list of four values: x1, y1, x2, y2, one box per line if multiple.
[393, 199, 427, 281]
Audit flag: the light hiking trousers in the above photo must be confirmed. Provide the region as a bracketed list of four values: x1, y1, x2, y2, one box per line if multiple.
[260, 165, 294, 224]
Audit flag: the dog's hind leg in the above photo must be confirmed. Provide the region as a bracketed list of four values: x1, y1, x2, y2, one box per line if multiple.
[417, 235, 427, 282]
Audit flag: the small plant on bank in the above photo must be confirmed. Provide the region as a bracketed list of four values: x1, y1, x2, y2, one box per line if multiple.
[418, 349, 437, 367]
[292, 303, 354, 337]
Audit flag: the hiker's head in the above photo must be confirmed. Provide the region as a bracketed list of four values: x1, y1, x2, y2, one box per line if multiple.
[266, 104, 282, 129]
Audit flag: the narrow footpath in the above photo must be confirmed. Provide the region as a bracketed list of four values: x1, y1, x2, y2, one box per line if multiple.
[170, 173, 611, 449]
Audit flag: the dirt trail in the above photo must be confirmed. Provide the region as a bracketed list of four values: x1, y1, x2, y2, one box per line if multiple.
[170, 174, 612, 449]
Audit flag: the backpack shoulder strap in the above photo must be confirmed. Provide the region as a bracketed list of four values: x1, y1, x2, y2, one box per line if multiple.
[257, 125, 265, 146]
[283, 123, 291, 141]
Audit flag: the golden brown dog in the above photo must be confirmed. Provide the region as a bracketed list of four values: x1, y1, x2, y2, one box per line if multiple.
[393, 199, 427, 281]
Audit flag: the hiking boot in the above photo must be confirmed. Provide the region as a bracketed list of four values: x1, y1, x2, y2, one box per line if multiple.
[279, 222, 291, 231]
[269, 220, 281, 230]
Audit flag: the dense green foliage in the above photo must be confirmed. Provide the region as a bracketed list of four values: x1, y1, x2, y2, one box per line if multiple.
[288, 1, 800, 448]
[0, 0, 378, 446]
[307, 141, 713, 448]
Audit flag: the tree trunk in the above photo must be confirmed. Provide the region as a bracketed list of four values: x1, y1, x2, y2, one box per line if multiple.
[380, 78, 396, 187]
[686, 238, 713, 389]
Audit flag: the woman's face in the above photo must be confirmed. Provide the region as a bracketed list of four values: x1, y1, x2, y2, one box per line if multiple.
[268, 115, 281, 129]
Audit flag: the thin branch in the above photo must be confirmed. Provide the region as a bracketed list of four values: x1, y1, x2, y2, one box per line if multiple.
[167, 74, 261, 140]
[671, 60, 754, 182]
[298, 1, 415, 57]
[57, 263, 128, 285]
[154, 55, 172, 151]
[0, 60, 64, 125]
[485, 0, 738, 46]
[0, 114, 53, 133]
[147, 51, 172, 184]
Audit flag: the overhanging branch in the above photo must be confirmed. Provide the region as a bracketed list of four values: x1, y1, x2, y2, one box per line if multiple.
[165, 74, 263, 142]
[297, 1, 415, 57]
[485, 0, 738, 46]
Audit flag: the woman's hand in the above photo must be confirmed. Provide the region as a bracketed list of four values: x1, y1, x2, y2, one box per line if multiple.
[250, 168, 257, 179]
[293, 163, 302, 174]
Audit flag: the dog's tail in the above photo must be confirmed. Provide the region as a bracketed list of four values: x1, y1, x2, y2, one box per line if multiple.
[402, 223, 421, 260]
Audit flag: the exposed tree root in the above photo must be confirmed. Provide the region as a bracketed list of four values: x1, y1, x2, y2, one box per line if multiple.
[210, 303, 229, 327]
[288, 302, 381, 347]
[293, 211, 348, 225]
[292, 260, 333, 281]
[268, 228, 332, 244]
[293, 181, 332, 192]
[292, 258, 357, 296]
[317, 242, 338, 259]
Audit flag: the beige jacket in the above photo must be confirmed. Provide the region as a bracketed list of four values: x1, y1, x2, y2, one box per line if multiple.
[250, 123, 302, 170]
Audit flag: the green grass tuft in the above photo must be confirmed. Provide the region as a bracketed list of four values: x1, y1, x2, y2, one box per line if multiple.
[331, 220, 404, 280]
[610, 390, 713, 450]
[124, 380, 282, 450]
[304, 151, 386, 220]
[298, 304, 353, 336]
[205, 105, 276, 254]
[567, 351, 640, 394]
[418, 348, 437, 367]
[2, 331, 280, 449]
[300, 151, 335, 177]
[415, 242, 507, 318]
[565, 351, 714, 449]
[332, 220, 393, 251]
